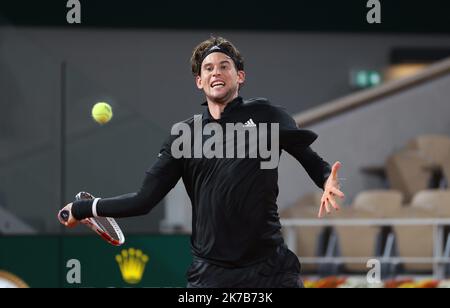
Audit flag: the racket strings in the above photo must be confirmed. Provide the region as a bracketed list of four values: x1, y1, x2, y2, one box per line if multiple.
[75, 191, 125, 245]
[94, 217, 121, 241]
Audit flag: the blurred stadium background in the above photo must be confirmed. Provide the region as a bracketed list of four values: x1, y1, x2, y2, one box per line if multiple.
[1, 0, 450, 288]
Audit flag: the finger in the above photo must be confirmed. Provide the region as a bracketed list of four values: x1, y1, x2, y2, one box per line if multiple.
[331, 161, 342, 178]
[59, 217, 69, 227]
[331, 187, 345, 199]
[324, 199, 331, 213]
[318, 202, 325, 218]
[328, 196, 341, 211]
[66, 218, 78, 228]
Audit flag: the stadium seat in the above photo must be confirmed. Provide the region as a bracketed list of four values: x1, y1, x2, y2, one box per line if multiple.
[406, 135, 450, 168]
[280, 193, 325, 273]
[391, 206, 435, 272]
[332, 206, 383, 272]
[410, 189, 450, 216]
[392, 190, 450, 273]
[353, 190, 404, 217]
[385, 150, 431, 202]
[332, 190, 403, 272]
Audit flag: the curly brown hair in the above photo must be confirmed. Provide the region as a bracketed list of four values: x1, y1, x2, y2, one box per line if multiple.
[190, 36, 244, 76]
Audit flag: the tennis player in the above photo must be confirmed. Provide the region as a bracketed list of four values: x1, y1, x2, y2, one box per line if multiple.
[58, 36, 344, 288]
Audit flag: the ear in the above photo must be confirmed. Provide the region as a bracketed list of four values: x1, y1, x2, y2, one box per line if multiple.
[196, 75, 203, 90]
[237, 70, 246, 86]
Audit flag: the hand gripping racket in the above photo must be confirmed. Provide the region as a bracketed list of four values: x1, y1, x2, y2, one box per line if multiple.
[60, 192, 125, 246]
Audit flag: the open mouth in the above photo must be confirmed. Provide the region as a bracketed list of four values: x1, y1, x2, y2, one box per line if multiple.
[211, 81, 225, 88]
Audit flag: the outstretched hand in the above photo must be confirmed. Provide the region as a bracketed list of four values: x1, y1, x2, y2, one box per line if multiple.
[318, 161, 345, 218]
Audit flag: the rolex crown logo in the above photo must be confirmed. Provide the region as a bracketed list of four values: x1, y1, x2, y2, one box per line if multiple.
[115, 248, 149, 284]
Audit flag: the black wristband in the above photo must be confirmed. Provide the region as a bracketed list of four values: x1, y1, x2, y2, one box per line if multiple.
[71, 199, 94, 220]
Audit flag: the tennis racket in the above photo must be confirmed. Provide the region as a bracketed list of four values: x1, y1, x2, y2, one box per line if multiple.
[60, 191, 125, 246]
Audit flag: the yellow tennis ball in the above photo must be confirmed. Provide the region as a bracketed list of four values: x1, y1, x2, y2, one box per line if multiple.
[92, 102, 113, 124]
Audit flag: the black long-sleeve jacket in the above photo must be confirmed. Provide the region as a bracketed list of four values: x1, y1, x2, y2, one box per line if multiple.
[72, 97, 331, 267]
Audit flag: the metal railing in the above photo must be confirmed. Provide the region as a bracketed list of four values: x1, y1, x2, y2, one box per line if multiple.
[281, 218, 450, 279]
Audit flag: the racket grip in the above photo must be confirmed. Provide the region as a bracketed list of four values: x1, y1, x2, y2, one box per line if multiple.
[60, 210, 70, 222]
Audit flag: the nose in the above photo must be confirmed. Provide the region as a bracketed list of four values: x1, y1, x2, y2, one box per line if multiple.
[212, 66, 221, 76]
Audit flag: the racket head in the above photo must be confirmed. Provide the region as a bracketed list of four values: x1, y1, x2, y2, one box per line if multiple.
[75, 191, 125, 246]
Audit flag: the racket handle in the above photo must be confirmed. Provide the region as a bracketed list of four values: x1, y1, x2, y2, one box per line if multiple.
[60, 210, 70, 222]
[60, 192, 92, 222]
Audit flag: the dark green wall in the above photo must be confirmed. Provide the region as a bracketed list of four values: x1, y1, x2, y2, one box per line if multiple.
[0, 235, 192, 288]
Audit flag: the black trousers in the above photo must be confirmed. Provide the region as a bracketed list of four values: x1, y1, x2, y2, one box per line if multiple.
[187, 245, 303, 288]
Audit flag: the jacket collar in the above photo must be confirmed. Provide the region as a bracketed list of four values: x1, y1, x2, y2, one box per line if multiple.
[202, 96, 243, 121]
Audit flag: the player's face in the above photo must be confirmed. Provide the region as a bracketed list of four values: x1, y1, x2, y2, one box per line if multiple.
[196, 52, 245, 104]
